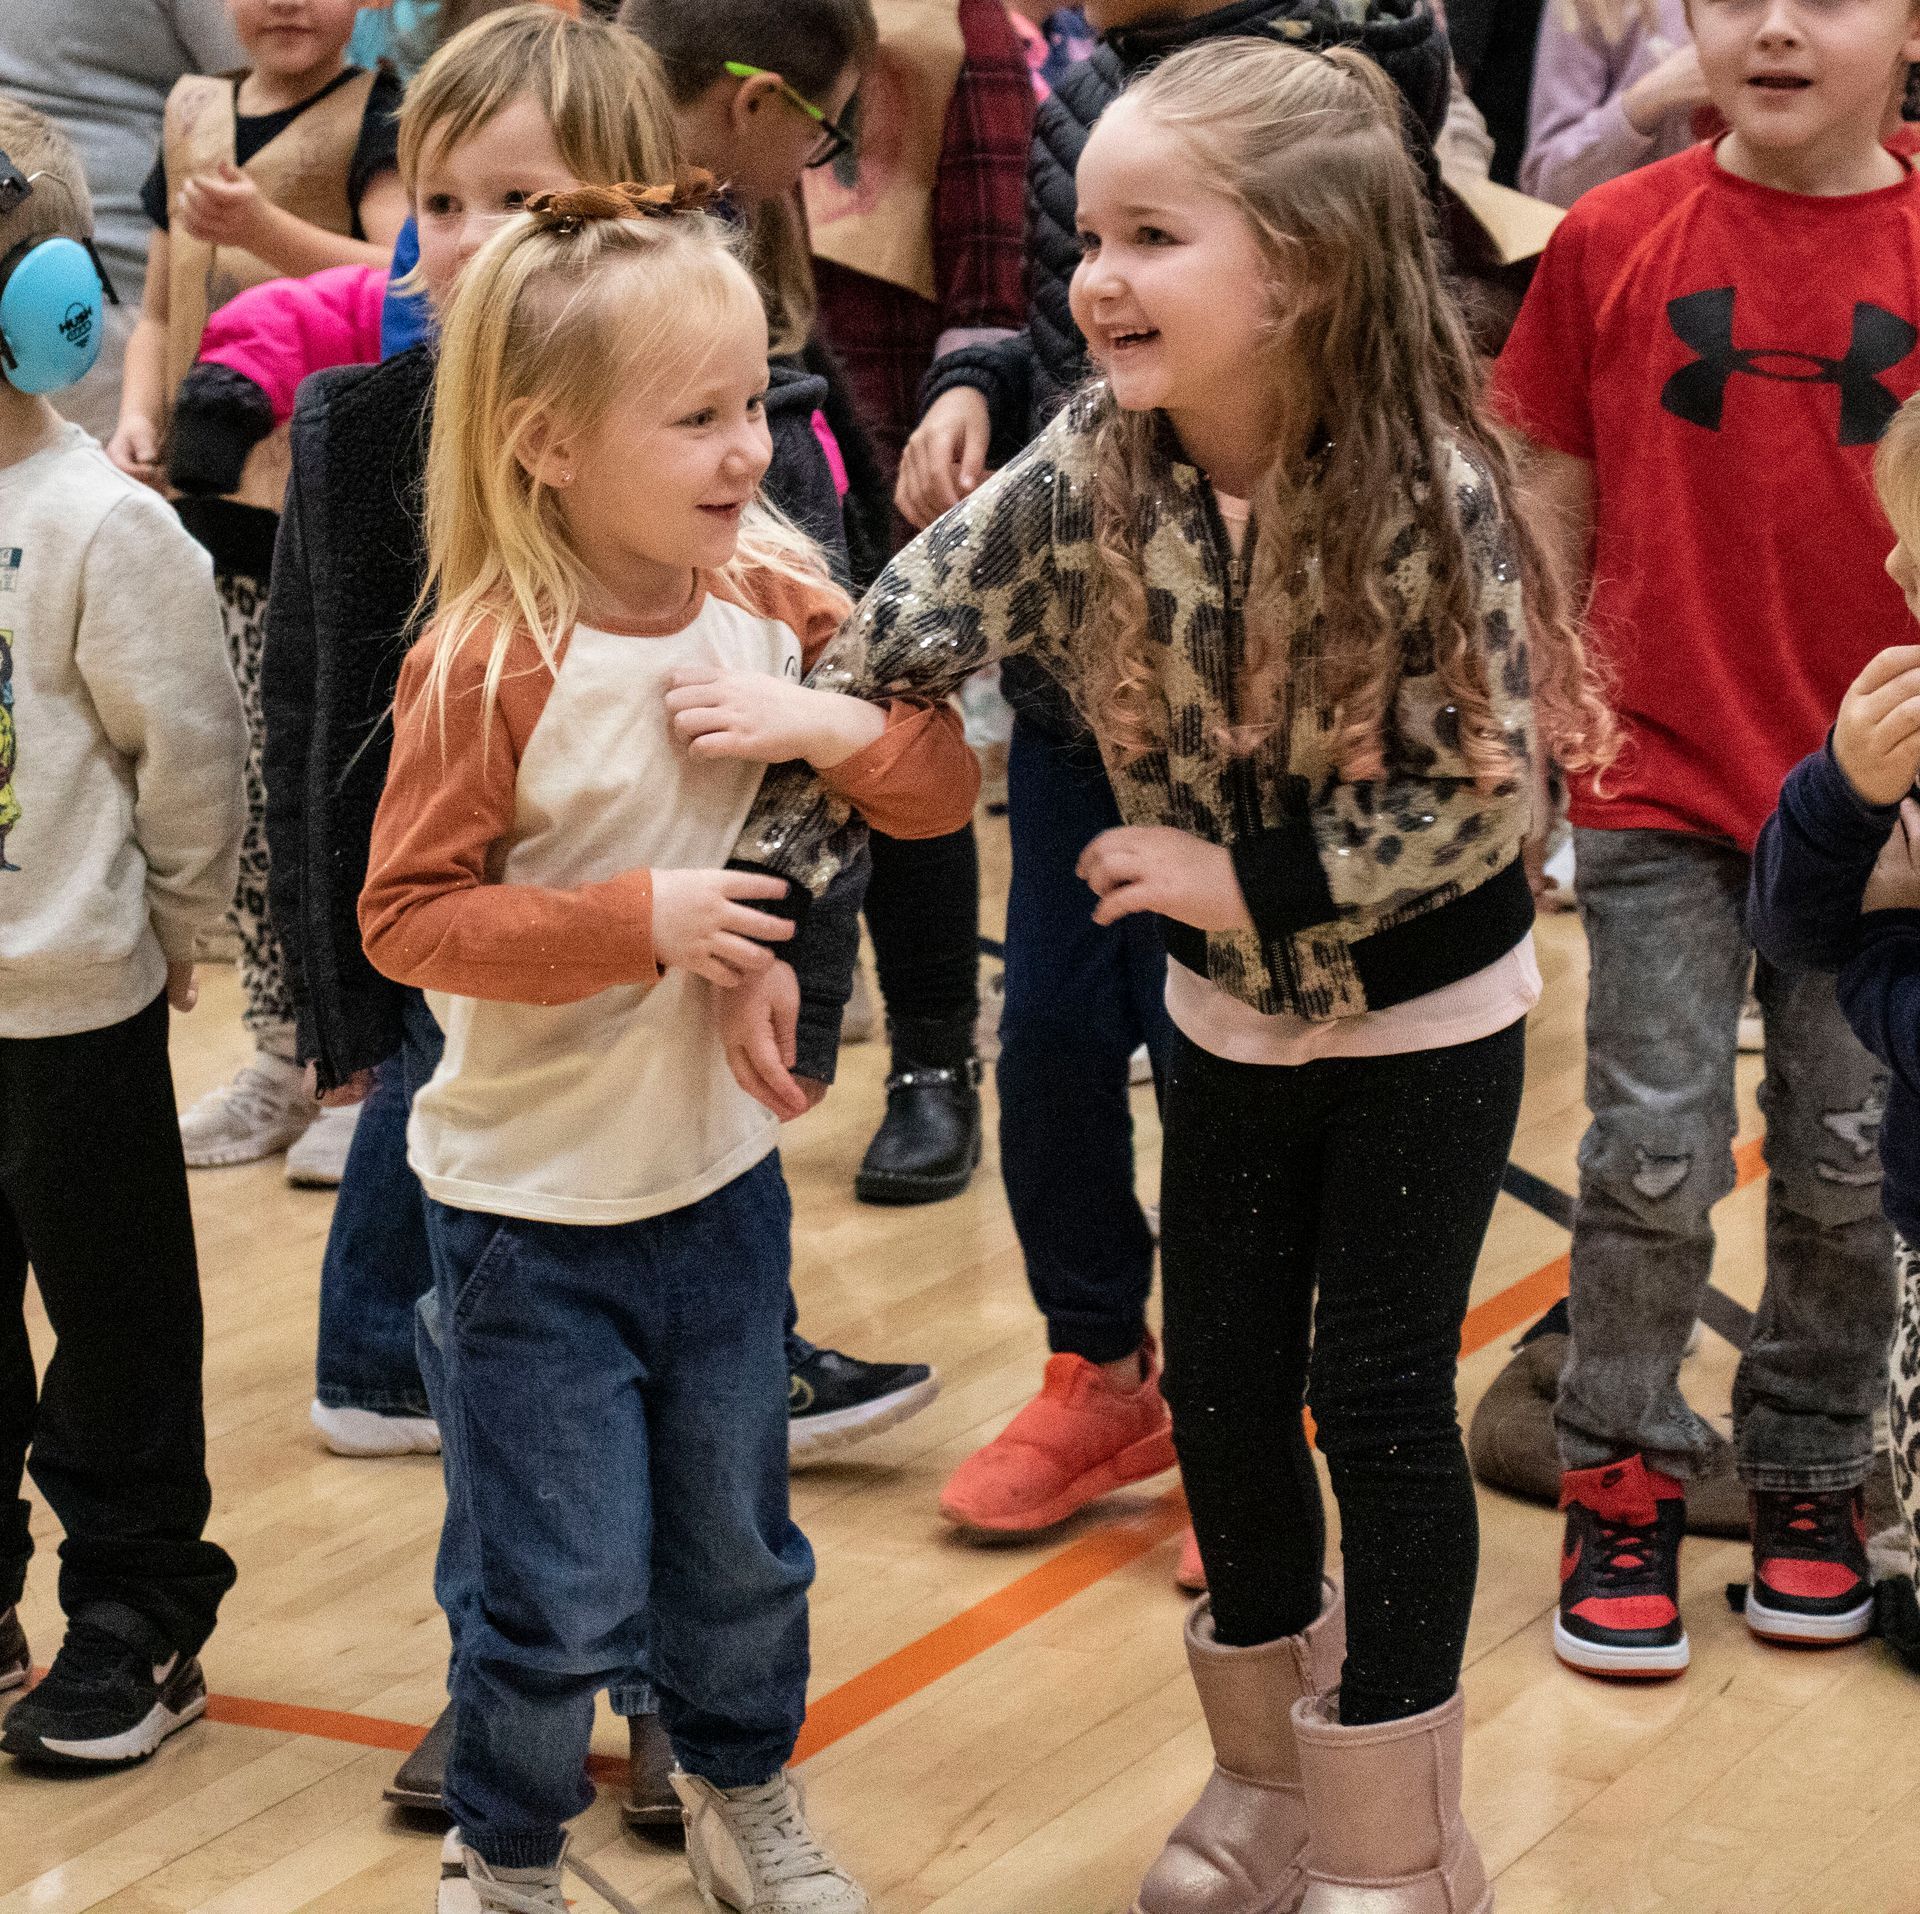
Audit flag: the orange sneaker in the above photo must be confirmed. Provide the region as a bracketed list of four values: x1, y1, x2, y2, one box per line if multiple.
[941, 1340, 1179, 1535]
[1175, 1525, 1208, 1592]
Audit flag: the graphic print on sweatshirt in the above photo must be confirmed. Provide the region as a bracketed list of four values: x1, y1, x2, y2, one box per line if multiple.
[0, 630, 19, 870]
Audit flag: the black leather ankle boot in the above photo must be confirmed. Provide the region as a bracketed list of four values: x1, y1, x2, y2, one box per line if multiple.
[855, 1016, 982, 1205]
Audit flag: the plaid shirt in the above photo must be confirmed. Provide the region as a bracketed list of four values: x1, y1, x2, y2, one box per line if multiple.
[815, 0, 1034, 487]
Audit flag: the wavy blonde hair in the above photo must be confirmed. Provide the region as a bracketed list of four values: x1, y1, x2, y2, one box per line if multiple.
[1085, 40, 1615, 788]
[419, 195, 848, 741]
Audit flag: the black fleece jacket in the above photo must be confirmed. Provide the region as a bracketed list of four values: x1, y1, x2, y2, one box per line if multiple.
[920, 0, 1452, 739]
[261, 347, 866, 1092]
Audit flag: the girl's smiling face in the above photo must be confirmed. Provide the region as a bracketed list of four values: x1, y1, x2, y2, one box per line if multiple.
[1068, 95, 1277, 428]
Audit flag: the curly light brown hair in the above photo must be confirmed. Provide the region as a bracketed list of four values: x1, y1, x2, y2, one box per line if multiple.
[1081, 38, 1615, 790]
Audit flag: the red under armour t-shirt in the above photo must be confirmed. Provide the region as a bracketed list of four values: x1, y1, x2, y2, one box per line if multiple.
[1494, 142, 1920, 849]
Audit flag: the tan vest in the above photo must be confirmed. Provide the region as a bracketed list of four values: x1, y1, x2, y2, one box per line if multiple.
[801, 0, 965, 302]
[161, 68, 375, 400]
[159, 68, 374, 513]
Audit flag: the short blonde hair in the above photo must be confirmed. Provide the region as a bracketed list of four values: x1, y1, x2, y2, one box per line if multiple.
[397, 5, 677, 193]
[0, 98, 92, 259]
[1879, 396, 1920, 551]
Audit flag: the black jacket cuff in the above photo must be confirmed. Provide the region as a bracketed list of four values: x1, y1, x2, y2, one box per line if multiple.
[1230, 818, 1338, 940]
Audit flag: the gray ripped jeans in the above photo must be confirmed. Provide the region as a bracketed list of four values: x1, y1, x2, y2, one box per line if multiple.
[1560, 828, 1897, 1492]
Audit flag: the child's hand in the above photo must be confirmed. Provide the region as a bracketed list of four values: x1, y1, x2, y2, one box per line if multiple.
[1078, 826, 1255, 932]
[165, 962, 198, 1011]
[1865, 799, 1920, 913]
[716, 960, 824, 1121]
[651, 867, 794, 986]
[1834, 645, 1920, 806]
[306, 1061, 375, 1109]
[665, 670, 885, 770]
[177, 163, 269, 250]
[897, 386, 992, 528]
[107, 414, 163, 488]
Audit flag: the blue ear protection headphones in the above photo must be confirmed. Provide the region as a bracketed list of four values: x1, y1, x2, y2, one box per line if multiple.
[0, 148, 119, 394]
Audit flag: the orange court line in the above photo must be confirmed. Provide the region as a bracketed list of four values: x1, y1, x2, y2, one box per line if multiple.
[90, 1136, 1776, 1778]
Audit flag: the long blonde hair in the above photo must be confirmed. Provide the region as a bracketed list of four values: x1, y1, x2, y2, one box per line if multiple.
[396, 5, 678, 196]
[1085, 39, 1614, 787]
[419, 189, 848, 739]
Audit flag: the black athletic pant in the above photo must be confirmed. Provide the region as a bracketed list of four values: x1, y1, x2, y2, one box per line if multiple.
[864, 823, 981, 1030]
[1159, 1019, 1525, 1725]
[0, 993, 235, 1653]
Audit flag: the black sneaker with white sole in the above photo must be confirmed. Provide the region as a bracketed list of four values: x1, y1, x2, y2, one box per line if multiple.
[0, 1603, 206, 1765]
[0, 1605, 28, 1692]
[789, 1348, 939, 1461]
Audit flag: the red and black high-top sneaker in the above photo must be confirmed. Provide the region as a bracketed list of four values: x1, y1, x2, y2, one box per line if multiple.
[1744, 1486, 1874, 1646]
[1554, 1455, 1690, 1678]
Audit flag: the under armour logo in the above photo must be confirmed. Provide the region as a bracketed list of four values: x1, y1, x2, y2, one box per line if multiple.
[1660, 287, 1916, 446]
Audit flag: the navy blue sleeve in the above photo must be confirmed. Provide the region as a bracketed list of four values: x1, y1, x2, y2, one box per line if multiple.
[1838, 911, 1920, 1102]
[1748, 738, 1902, 973]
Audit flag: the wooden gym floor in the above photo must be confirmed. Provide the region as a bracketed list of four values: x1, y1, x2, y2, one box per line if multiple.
[6, 812, 1920, 1914]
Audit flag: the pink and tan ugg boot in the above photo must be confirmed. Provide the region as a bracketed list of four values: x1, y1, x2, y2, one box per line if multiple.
[1291, 1685, 1491, 1914]
[1132, 1581, 1345, 1914]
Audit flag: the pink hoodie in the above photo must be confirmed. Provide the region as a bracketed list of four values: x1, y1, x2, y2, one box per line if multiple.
[195, 265, 389, 425]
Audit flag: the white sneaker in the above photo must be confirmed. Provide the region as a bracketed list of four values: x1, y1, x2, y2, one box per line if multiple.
[436, 1827, 644, 1914]
[179, 1051, 313, 1167]
[311, 1399, 440, 1457]
[286, 1101, 362, 1186]
[676, 1770, 869, 1913]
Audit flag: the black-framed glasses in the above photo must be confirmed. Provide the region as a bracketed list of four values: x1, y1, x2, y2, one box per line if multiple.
[722, 61, 854, 170]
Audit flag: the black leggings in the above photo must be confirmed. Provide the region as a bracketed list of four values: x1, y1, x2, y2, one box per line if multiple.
[864, 823, 981, 1029]
[1159, 1019, 1525, 1725]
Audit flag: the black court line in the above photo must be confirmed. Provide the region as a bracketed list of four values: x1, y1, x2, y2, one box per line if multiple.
[1498, 1164, 1755, 1352]
[1501, 1163, 1577, 1230]
[978, 935, 1005, 960]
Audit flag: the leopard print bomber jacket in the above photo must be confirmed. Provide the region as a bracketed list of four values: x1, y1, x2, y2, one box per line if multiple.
[735, 388, 1537, 1020]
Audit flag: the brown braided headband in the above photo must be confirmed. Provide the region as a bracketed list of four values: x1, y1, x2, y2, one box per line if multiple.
[522, 170, 723, 234]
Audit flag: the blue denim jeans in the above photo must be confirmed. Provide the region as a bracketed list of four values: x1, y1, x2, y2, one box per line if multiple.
[1562, 828, 1899, 1491]
[420, 1154, 813, 1869]
[321, 994, 812, 1414]
[314, 990, 442, 1415]
[997, 719, 1172, 1365]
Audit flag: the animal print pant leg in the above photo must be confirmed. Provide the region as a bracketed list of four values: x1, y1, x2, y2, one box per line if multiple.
[216, 570, 297, 1059]
[1890, 1236, 1920, 1574]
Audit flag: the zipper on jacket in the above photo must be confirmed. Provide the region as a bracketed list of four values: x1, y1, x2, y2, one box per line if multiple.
[1195, 478, 1266, 850]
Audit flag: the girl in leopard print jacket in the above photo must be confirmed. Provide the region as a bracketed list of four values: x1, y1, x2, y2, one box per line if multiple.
[722, 35, 1618, 1906]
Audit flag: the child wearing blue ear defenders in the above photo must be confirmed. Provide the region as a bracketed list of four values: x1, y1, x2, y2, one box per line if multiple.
[0, 100, 250, 1772]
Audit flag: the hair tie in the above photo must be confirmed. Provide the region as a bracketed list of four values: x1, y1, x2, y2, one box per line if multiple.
[523, 169, 722, 235]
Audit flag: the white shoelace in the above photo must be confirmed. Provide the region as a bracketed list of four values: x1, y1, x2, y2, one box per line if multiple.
[461, 1837, 645, 1914]
[725, 1776, 844, 1888]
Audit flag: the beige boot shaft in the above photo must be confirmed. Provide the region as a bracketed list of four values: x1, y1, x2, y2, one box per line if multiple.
[1133, 1580, 1345, 1914]
[1292, 1686, 1491, 1914]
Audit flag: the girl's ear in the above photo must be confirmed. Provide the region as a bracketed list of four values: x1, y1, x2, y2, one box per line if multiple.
[513, 408, 577, 493]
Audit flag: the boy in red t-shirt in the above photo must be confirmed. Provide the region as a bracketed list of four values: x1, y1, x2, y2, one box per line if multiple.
[1497, 0, 1920, 1680]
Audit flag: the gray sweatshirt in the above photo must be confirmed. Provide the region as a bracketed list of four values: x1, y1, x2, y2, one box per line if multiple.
[0, 425, 245, 1037]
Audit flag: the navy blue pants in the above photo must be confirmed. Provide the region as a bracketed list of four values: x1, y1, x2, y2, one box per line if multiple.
[997, 720, 1172, 1365]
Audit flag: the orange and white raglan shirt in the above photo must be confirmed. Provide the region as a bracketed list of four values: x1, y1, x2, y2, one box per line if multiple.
[359, 566, 977, 1226]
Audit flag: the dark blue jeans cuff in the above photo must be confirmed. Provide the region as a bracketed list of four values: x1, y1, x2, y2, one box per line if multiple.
[462, 1828, 568, 1871]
